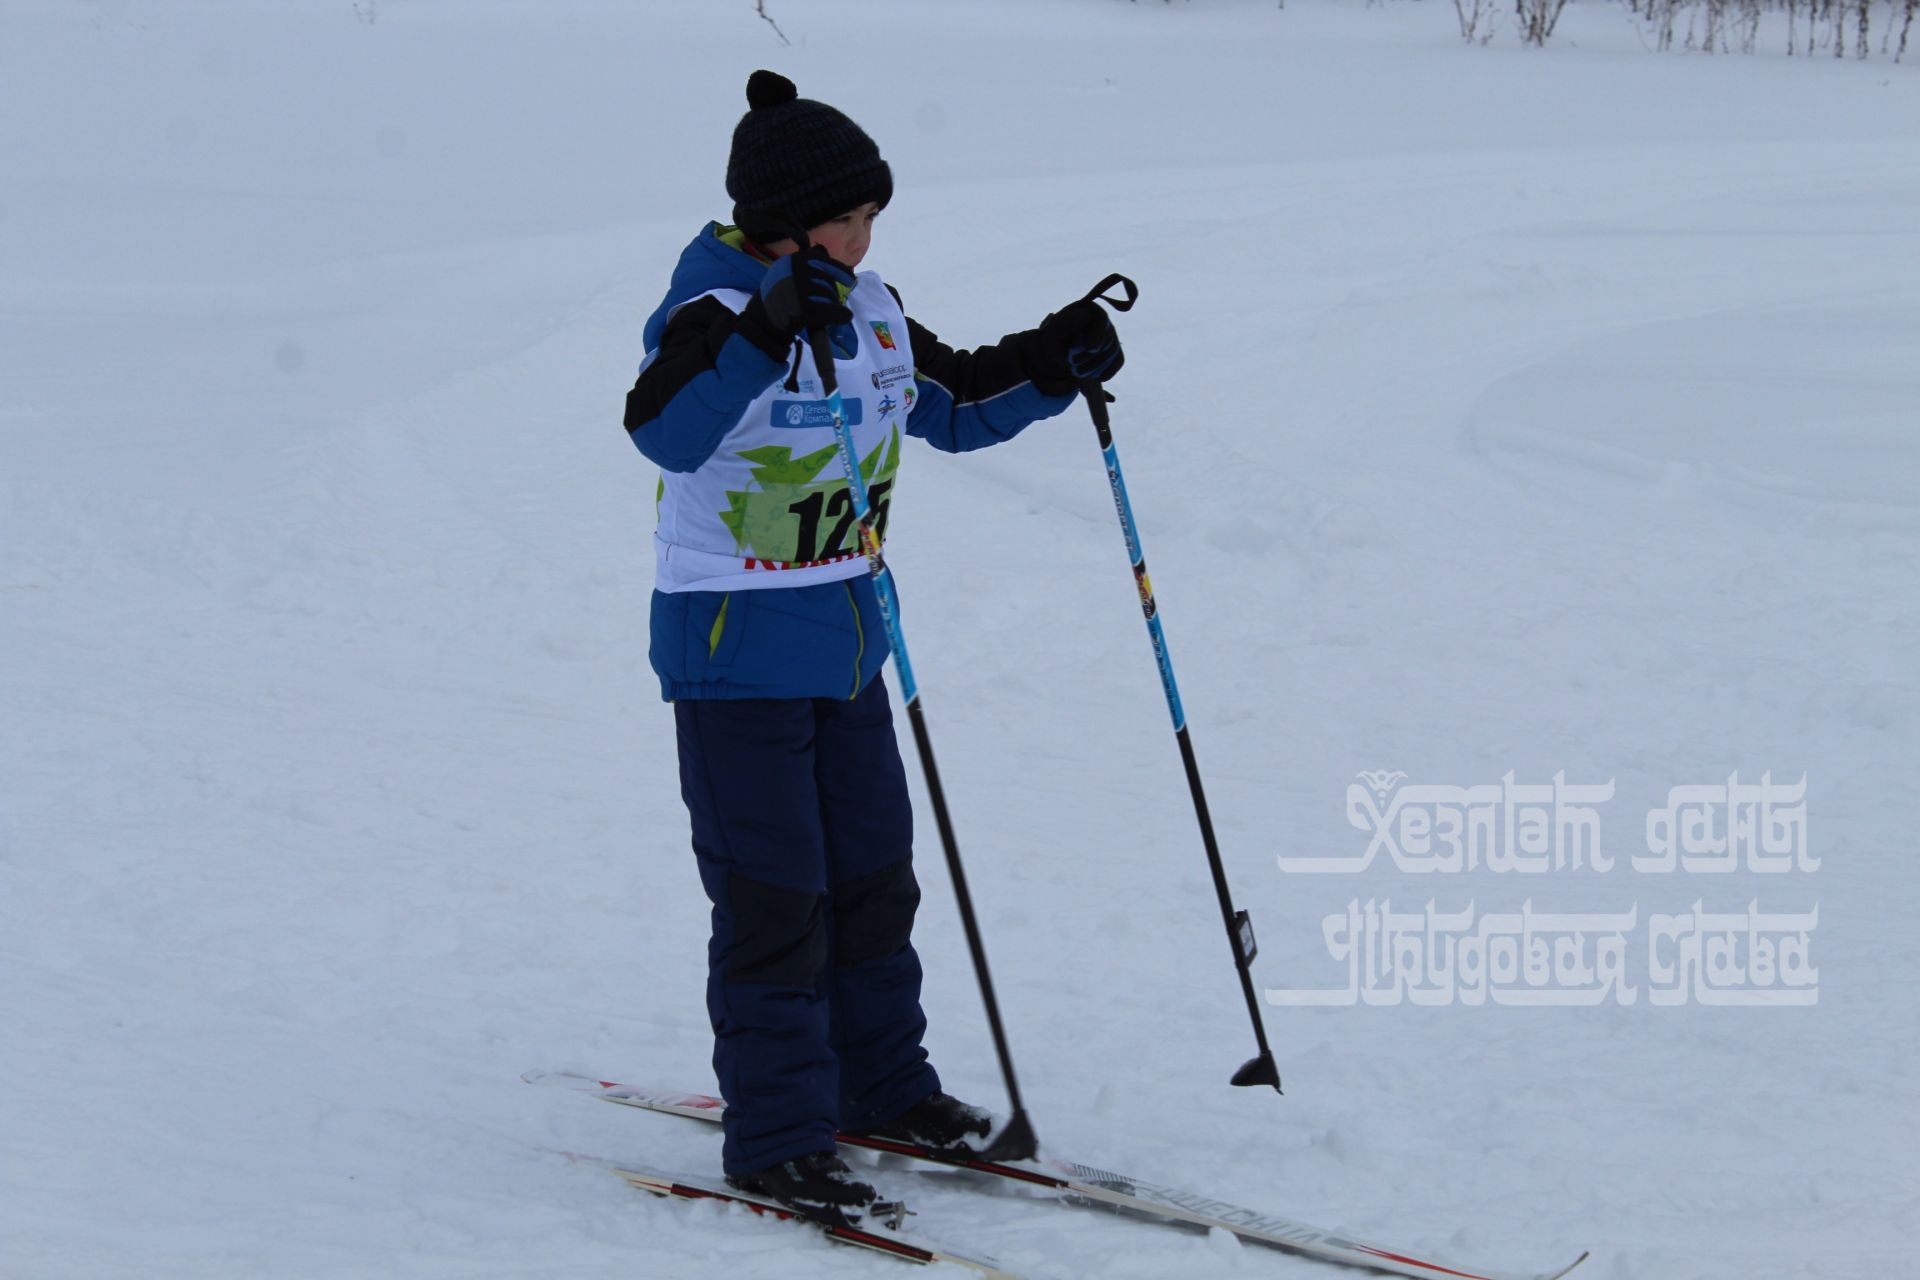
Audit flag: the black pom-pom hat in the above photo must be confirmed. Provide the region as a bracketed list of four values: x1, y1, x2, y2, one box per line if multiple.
[726, 70, 892, 244]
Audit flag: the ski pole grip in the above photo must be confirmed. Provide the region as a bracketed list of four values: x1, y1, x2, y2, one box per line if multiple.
[1077, 273, 1134, 438]
[1079, 382, 1115, 436]
[806, 322, 839, 398]
[1079, 273, 1139, 313]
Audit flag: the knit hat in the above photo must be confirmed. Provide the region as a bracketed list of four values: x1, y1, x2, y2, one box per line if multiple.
[726, 70, 892, 244]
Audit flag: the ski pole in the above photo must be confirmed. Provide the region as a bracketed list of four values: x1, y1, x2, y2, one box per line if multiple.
[797, 252, 1041, 1163]
[1074, 273, 1282, 1093]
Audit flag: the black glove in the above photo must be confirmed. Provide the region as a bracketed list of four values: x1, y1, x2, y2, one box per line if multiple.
[751, 245, 856, 338]
[1032, 300, 1125, 395]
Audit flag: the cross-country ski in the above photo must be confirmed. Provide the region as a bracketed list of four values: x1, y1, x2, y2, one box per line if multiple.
[555, 1148, 1024, 1279]
[528, 1071, 1588, 1280]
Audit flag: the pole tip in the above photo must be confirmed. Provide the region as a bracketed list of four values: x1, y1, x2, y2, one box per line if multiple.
[980, 1109, 1040, 1163]
[1231, 1053, 1283, 1093]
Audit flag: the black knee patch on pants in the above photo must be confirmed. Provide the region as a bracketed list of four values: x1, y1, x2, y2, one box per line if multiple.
[725, 874, 829, 987]
[833, 860, 920, 968]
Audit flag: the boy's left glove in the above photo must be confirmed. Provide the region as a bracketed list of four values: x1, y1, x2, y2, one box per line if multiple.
[1031, 300, 1125, 395]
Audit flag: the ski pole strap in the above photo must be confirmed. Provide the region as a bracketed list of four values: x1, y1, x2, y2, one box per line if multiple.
[1077, 272, 1139, 315]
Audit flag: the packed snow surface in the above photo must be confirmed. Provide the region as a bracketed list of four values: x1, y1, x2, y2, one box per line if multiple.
[4, 2, 1917, 1277]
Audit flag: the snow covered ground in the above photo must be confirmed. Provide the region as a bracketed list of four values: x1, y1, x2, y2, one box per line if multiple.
[4, 1, 1918, 1277]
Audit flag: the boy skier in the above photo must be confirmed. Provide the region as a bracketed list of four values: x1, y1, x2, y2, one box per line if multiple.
[622, 69, 1125, 1223]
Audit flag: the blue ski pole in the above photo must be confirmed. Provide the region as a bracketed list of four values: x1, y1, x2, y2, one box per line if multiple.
[798, 262, 1040, 1163]
[1074, 274, 1282, 1093]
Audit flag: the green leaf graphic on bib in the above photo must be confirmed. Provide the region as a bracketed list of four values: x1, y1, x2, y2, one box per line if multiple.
[719, 426, 900, 565]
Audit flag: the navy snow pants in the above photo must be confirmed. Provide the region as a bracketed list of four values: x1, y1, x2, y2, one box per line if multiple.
[674, 673, 940, 1176]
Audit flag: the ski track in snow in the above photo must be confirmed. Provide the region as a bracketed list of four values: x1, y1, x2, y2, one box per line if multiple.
[4, 1, 1918, 1277]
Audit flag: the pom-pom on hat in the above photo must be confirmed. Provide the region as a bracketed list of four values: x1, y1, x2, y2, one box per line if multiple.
[726, 70, 892, 245]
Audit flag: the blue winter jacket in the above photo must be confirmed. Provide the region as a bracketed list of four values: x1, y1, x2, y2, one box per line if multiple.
[625, 223, 1079, 701]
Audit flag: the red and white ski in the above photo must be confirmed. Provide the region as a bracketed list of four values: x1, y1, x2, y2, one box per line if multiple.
[569, 1151, 1022, 1278]
[526, 1070, 1588, 1280]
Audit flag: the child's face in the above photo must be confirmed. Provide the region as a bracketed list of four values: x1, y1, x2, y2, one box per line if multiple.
[768, 201, 881, 269]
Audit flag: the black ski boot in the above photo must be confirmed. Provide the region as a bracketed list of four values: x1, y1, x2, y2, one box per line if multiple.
[865, 1090, 994, 1155]
[726, 1150, 878, 1225]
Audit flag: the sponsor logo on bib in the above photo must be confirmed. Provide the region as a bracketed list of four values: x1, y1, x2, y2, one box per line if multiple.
[870, 363, 910, 391]
[769, 399, 865, 429]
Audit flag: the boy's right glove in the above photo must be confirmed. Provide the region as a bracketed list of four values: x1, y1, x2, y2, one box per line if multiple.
[752, 246, 857, 338]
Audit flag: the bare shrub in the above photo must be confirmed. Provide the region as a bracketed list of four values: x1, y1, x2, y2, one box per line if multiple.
[1516, 0, 1571, 44]
[1454, 0, 1501, 42]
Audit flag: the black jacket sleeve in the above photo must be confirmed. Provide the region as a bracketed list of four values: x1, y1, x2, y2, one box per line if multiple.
[886, 284, 1079, 454]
